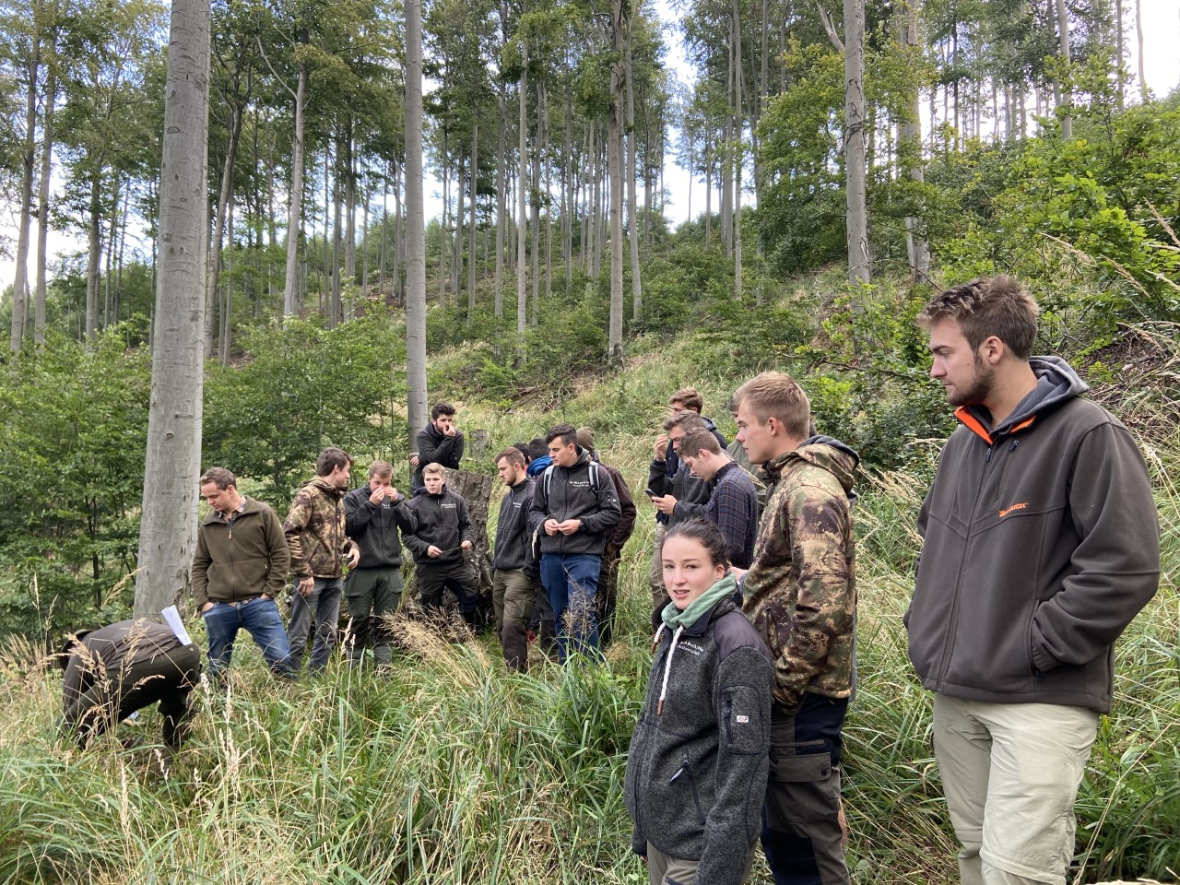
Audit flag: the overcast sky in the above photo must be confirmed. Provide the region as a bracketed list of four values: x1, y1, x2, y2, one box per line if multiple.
[3, 0, 1179, 287]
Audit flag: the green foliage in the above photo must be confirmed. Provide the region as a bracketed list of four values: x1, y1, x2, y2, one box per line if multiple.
[0, 328, 151, 638]
[202, 309, 410, 505]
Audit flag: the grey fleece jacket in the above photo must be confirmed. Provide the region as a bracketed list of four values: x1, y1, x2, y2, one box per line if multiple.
[625, 595, 775, 884]
[907, 357, 1160, 713]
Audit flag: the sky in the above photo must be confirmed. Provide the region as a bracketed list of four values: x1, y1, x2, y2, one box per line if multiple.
[3, 0, 1179, 289]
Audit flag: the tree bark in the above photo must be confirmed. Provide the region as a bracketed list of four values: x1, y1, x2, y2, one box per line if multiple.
[1055, 0, 1072, 139]
[207, 101, 242, 356]
[624, 22, 641, 319]
[468, 115, 478, 318]
[897, 0, 929, 278]
[607, 0, 624, 363]
[10, 17, 41, 351]
[732, 0, 743, 298]
[283, 59, 307, 317]
[841, 0, 870, 288]
[517, 48, 528, 340]
[495, 85, 506, 318]
[405, 0, 429, 444]
[135, 0, 210, 616]
[35, 63, 55, 346]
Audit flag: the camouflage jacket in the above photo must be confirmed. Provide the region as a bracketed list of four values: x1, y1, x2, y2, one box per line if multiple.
[284, 477, 352, 579]
[742, 439, 858, 712]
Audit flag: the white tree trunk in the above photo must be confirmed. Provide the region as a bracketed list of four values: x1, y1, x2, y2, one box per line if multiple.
[134, 0, 210, 616]
[1055, 0, 1072, 139]
[898, 0, 929, 277]
[405, 0, 428, 439]
[624, 26, 641, 319]
[35, 67, 55, 345]
[517, 49, 528, 339]
[607, 0, 624, 363]
[10, 25, 40, 351]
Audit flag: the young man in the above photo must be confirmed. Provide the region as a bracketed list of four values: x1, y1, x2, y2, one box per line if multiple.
[410, 402, 464, 494]
[735, 371, 860, 885]
[909, 276, 1160, 885]
[284, 447, 360, 674]
[647, 410, 710, 608]
[530, 423, 622, 662]
[59, 619, 202, 751]
[404, 463, 480, 626]
[343, 460, 417, 668]
[192, 467, 295, 682]
[576, 426, 637, 647]
[677, 427, 759, 570]
[491, 448, 542, 671]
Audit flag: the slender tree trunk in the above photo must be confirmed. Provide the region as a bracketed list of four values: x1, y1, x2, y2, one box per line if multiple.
[135, 0, 210, 616]
[207, 102, 242, 356]
[468, 115, 478, 318]
[838, 0, 870, 289]
[705, 129, 712, 246]
[10, 23, 41, 351]
[344, 122, 356, 287]
[439, 127, 449, 304]
[495, 86, 506, 318]
[1115, 0, 1124, 108]
[452, 140, 464, 304]
[85, 177, 102, 343]
[1055, 0, 1072, 139]
[35, 65, 55, 345]
[898, 0, 929, 277]
[607, 0, 624, 363]
[1135, 0, 1147, 99]
[405, 0, 428, 443]
[517, 47, 528, 340]
[530, 82, 541, 323]
[283, 60, 307, 317]
[624, 23, 641, 319]
[221, 196, 234, 365]
[331, 146, 343, 327]
[732, 0, 743, 298]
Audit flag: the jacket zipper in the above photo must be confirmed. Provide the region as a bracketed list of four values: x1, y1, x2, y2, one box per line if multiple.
[670, 753, 706, 825]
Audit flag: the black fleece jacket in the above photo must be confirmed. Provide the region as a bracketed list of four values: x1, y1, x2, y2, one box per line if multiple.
[492, 477, 539, 571]
[344, 485, 417, 569]
[530, 448, 622, 556]
[404, 487, 474, 565]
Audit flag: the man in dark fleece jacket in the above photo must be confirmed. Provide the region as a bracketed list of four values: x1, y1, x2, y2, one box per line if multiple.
[343, 460, 416, 667]
[908, 276, 1160, 885]
[405, 463, 479, 625]
[530, 423, 622, 663]
[491, 447, 542, 671]
[410, 402, 465, 494]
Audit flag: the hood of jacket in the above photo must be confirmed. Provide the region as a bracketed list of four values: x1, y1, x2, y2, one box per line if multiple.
[768, 438, 859, 496]
[526, 455, 553, 477]
[956, 356, 1089, 443]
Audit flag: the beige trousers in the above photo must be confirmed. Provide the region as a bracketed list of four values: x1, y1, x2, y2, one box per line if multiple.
[933, 694, 1099, 885]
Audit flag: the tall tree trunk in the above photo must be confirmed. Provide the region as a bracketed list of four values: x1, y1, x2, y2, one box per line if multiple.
[1115, 0, 1124, 108]
[35, 64, 55, 345]
[135, 0, 210, 616]
[517, 47, 528, 340]
[705, 128, 712, 246]
[468, 115, 478, 318]
[405, 0, 428, 444]
[10, 22, 41, 351]
[898, 0, 929, 277]
[283, 59, 307, 317]
[530, 82, 540, 324]
[624, 22, 641, 319]
[439, 127, 449, 304]
[1135, 0, 1147, 99]
[837, 0, 870, 289]
[221, 195, 234, 364]
[732, 0, 743, 298]
[344, 122, 356, 288]
[85, 177, 102, 344]
[495, 86, 506, 318]
[607, 0, 624, 363]
[1055, 0, 1072, 139]
[207, 102, 242, 356]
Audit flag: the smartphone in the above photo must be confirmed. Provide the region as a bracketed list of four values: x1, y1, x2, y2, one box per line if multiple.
[644, 489, 656, 497]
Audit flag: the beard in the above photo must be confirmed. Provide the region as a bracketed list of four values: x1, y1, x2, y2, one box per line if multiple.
[946, 358, 995, 408]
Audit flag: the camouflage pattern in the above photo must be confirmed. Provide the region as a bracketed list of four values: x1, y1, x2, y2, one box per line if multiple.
[284, 476, 351, 579]
[742, 442, 857, 712]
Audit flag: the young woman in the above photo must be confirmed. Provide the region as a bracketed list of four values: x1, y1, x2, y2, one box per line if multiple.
[624, 519, 775, 885]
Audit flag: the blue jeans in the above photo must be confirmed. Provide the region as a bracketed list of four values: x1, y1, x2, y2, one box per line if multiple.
[288, 577, 343, 674]
[202, 596, 294, 683]
[540, 553, 602, 663]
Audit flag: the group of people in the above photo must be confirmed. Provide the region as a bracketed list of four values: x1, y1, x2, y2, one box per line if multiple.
[56, 276, 1161, 885]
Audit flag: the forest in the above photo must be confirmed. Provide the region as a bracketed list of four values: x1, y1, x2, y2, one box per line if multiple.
[1, 0, 1178, 881]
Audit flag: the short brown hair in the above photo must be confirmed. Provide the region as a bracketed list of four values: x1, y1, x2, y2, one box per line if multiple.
[663, 410, 707, 433]
[368, 460, 393, 479]
[670, 388, 704, 412]
[422, 462, 446, 478]
[678, 428, 722, 458]
[735, 372, 811, 439]
[199, 467, 236, 490]
[316, 447, 352, 476]
[918, 275, 1039, 360]
[495, 447, 526, 468]
[545, 423, 578, 448]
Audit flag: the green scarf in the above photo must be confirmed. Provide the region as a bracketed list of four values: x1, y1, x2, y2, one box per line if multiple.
[660, 572, 736, 632]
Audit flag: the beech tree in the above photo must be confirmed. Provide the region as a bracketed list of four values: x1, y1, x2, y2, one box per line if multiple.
[134, 0, 210, 616]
